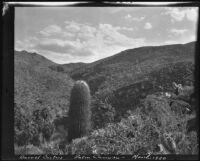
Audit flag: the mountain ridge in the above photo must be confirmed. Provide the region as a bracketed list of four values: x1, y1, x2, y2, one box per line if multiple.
[15, 41, 196, 66]
[69, 41, 195, 93]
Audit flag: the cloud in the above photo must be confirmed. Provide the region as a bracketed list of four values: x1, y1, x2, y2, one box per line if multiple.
[170, 28, 188, 35]
[38, 25, 62, 36]
[36, 43, 73, 54]
[97, 23, 143, 47]
[108, 7, 140, 14]
[164, 34, 196, 45]
[164, 40, 180, 45]
[185, 8, 198, 21]
[34, 37, 94, 57]
[125, 14, 132, 19]
[164, 7, 198, 22]
[125, 14, 145, 22]
[64, 22, 142, 49]
[76, 25, 97, 40]
[15, 37, 39, 52]
[17, 21, 145, 63]
[15, 7, 198, 64]
[119, 26, 134, 31]
[35, 40, 93, 57]
[144, 22, 152, 29]
[65, 21, 81, 32]
[165, 28, 196, 45]
[164, 8, 185, 21]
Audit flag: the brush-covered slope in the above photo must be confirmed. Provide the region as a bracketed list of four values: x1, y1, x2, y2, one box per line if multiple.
[70, 42, 195, 94]
[61, 62, 87, 73]
[110, 61, 194, 120]
[15, 92, 198, 155]
[49, 62, 87, 73]
[15, 50, 56, 67]
[68, 42, 195, 122]
[15, 50, 74, 118]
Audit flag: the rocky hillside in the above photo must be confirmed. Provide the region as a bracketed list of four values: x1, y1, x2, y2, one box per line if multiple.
[70, 42, 195, 95]
[67, 42, 195, 121]
[49, 62, 87, 74]
[15, 50, 74, 118]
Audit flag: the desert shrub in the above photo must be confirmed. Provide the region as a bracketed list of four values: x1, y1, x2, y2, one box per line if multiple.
[49, 65, 64, 72]
[138, 94, 198, 154]
[15, 92, 198, 155]
[39, 141, 64, 155]
[15, 105, 54, 147]
[15, 142, 64, 155]
[68, 92, 198, 155]
[149, 62, 194, 92]
[69, 113, 158, 155]
[31, 107, 54, 144]
[169, 131, 199, 154]
[15, 144, 44, 155]
[14, 105, 34, 146]
[14, 82, 198, 155]
[140, 95, 178, 131]
[91, 97, 116, 129]
[170, 100, 191, 116]
[69, 137, 94, 154]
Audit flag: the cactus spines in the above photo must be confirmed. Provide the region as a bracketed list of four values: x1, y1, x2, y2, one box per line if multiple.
[68, 80, 91, 142]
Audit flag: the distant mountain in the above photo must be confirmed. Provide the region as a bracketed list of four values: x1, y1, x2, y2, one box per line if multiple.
[15, 50, 56, 68]
[62, 62, 87, 72]
[68, 42, 196, 120]
[15, 50, 74, 118]
[70, 42, 195, 92]
[49, 62, 87, 73]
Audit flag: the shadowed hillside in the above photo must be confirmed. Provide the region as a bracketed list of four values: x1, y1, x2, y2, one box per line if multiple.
[65, 42, 195, 121]
[70, 42, 195, 94]
[109, 61, 194, 121]
[49, 62, 87, 73]
[61, 62, 87, 73]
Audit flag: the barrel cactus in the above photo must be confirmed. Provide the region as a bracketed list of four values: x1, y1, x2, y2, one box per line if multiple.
[68, 80, 91, 142]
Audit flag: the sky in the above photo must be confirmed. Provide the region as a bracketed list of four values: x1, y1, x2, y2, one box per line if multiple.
[15, 6, 198, 64]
